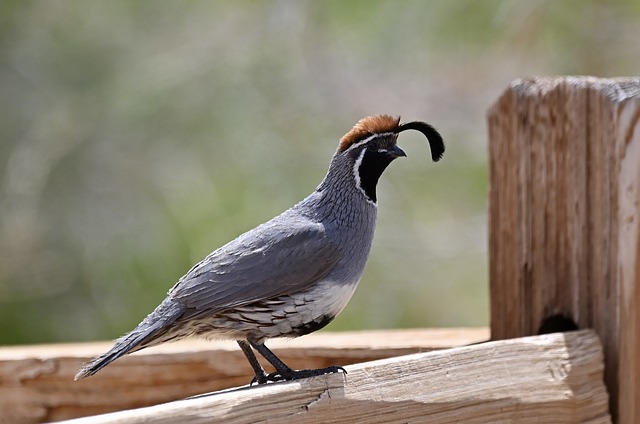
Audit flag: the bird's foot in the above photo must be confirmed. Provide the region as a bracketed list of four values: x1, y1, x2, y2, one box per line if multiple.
[250, 371, 270, 385]
[260, 366, 347, 383]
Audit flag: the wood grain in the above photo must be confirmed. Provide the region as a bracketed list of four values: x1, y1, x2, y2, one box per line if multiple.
[0, 328, 488, 423]
[56, 330, 610, 424]
[487, 76, 640, 423]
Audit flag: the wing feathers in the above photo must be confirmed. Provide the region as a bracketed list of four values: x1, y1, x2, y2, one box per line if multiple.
[168, 218, 340, 313]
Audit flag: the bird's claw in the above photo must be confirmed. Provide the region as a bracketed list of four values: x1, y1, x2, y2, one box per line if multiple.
[251, 366, 346, 385]
[250, 371, 269, 385]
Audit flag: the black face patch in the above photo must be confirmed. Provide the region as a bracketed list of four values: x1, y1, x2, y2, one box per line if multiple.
[356, 147, 397, 203]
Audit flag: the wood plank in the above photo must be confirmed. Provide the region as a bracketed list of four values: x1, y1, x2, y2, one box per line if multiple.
[0, 328, 488, 423]
[55, 330, 610, 424]
[487, 76, 640, 423]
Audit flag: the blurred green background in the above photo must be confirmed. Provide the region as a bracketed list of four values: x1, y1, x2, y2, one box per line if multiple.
[1, 1, 639, 345]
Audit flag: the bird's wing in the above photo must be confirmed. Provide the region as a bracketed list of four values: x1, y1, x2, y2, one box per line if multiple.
[167, 217, 340, 313]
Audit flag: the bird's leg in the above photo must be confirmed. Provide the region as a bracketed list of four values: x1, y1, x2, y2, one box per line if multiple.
[249, 341, 294, 380]
[249, 341, 346, 382]
[236, 340, 269, 385]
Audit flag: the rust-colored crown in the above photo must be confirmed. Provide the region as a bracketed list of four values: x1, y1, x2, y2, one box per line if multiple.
[338, 115, 445, 162]
[338, 115, 401, 152]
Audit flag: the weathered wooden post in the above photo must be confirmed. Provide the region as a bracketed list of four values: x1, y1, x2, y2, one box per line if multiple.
[488, 76, 640, 423]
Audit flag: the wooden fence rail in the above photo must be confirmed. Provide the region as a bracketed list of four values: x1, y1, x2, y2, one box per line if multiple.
[58, 330, 611, 424]
[0, 328, 487, 423]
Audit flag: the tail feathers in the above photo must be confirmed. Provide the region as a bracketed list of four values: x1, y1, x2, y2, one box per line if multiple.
[75, 301, 183, 380]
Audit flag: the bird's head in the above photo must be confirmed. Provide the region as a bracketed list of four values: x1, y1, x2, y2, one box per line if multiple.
[332, 115, 444, 204]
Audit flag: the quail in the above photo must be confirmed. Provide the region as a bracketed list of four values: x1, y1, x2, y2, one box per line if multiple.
[75, 115, 444, 384]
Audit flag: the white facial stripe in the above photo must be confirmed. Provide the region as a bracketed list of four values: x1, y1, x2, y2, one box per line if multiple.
[352, 148, 378, 207]
[344, 138, 371, 152]
[344, 132, 396, 153]
[352, 149, 365, 193]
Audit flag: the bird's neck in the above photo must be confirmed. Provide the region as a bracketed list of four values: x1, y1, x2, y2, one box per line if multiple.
[298, 155, 378, 227]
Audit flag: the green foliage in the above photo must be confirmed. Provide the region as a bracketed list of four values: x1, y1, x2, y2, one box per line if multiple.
[1, 1, 639, 344]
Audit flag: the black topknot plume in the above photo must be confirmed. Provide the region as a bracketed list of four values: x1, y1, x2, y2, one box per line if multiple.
[396, 121, 445, 162]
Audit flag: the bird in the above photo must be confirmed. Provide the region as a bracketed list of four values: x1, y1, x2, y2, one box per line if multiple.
[75, 115, 444, 384]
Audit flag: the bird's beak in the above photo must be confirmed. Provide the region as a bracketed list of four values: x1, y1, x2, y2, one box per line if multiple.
[388, 145, 407, 158]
